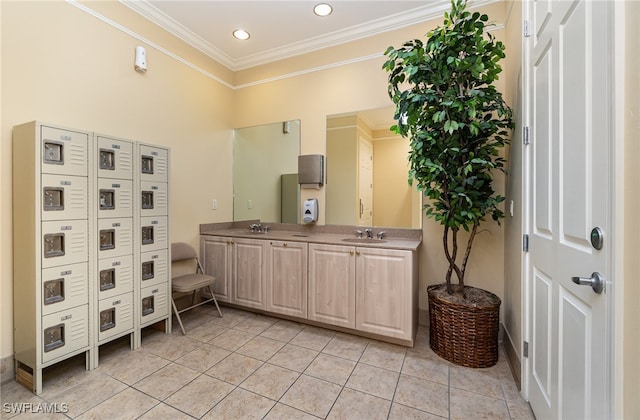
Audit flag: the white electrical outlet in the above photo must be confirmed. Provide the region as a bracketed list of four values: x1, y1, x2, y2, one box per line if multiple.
[247, 199, 253, 209]
[211, 199, 217, 210]
[509, 200, 514, 217]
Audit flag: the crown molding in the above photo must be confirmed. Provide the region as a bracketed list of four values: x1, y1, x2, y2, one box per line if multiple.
[120, 0, 502, 72]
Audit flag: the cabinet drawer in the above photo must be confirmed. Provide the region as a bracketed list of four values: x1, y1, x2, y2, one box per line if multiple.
[97, 179, 133, 219]
[140, 181, 168, 217]
[140, 249, 168, 288]
[97, 292, 133, 343]
[41, 304, 89, 364]
[41, 262, 88, 316]
[41, 220, 88, 268]
[41, 175, 88, 221]
[97, 218, 133, 259]
[140, 284, 168, 326]
[140, 216, 168, 252]
[40, 125, 88, 176]
[97, 255, 134, 300]
[96, 136, 133, 180]
[139, 145, 168, 183]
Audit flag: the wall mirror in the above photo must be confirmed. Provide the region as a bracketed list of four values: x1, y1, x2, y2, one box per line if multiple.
[325, 106, 422, 228]
[233, 120, 300, 224]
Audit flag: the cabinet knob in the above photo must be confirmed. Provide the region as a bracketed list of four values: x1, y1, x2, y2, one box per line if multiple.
[349, 250, 354, 256]
[356, 250, 361, 256]
[283, 242, 287, 247]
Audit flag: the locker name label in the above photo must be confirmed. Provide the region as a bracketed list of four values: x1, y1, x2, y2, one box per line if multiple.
[112, 223, 120, 227]
[60, 270, 72, 276]
[60, 226, 72, 231]
[60, 314, 72, 321]
[112, 261, 121, 267]
[111, 144, 120, 149]
[112, 184, 120, 188]
[112, 300, 121, 305]
[60, 181, 71, 186]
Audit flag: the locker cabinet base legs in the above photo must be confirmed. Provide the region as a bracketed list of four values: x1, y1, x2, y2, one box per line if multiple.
[15, 349, 94, 395]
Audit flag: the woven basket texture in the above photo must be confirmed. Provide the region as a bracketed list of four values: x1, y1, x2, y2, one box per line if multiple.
[427, 284, 501, 368]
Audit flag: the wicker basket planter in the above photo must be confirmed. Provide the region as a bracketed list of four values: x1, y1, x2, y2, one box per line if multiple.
[427, 284, 501, 368]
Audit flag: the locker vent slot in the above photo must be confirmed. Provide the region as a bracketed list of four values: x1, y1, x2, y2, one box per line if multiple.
[99, 229, 116, 250]
[99, 268, 116, 291]
[141, 155, 154, 174]
[43, 324, 65, 352]
[99, 149, 115, 170]
[142, 226, 154, 245]
[141, 191, 154, 209]
[142, 261, 155, 281]
[99, 190, 115, 210]
[43, 278, 65, 305]
[141, 296, 155, 316]
[99, 308, 116, 332]
[43, 141, 64, 165]
[43, 188, 64, 211]
[44, 233, 65, 258]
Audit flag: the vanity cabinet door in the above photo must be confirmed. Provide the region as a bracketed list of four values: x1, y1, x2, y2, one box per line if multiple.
[308, 243, 356, 328]
[266, 241, 308, 318]
[200, 236, 233, 303]
[355, 247, 413, 340]
[232, 238, 267, 309]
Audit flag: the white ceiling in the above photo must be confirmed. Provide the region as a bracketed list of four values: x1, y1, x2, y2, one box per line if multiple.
[121, 0, 457, 71]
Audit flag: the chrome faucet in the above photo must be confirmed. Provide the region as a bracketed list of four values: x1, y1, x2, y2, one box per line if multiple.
[377, 231, 386, 240]
[249, 223, 262, 232]
[365, 228, 373, 239]
[354, 230, 363, 238]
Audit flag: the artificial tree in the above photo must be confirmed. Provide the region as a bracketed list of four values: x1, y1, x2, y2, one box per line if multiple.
[383, 0, 513, 367]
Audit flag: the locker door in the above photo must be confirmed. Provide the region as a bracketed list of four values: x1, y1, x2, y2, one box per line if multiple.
[97, 218, 133, 259]
[97, 255, 134, 300]
[40, 126, 88, 176]
[41, 262, 88, 316]
[140, 216, 168, 252]
[41, 175, 88, 221]
[96, 136, 133, 180]
[97, 292, 133, 343]
[97, 179, 133, 219]
[41, 220, 88, 268]
[140, 249, 168, 288]
[140, 285, 168, 326]
[139, 145, 168, 182]
[41, 304, 89, 364]
[140, 181, 168, 217]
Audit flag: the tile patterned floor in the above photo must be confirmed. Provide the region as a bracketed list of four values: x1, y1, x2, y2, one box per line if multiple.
[1, 306, 535, 419]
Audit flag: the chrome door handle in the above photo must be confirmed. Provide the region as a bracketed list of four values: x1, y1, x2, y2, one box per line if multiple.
[571, 272, 604, 294]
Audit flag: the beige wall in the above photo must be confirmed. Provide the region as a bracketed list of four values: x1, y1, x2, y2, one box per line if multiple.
[1, 1, 234, 359]
[0, 0, 510, 367]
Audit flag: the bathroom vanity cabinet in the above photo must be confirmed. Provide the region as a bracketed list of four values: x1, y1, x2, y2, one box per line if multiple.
[200, 227, 419, 346]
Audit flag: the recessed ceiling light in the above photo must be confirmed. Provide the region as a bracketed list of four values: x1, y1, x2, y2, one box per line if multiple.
[233, 29, 250, 40]
[313, 3, 333, 17]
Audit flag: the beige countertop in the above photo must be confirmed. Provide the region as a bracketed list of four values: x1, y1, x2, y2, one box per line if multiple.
[200, 221, 422, 251]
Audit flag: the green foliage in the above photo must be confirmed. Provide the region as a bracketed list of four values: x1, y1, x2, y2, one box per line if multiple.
[383, 0, 513, 292]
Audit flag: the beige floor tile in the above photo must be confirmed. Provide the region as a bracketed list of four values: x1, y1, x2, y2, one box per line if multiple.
[233, 315, 278, 335]
[240, 363, 300, 400]
[205, 353, 263, 385]
[345, 363, 399, 400]
[449, 364, 504, 399]
[174, 343, 231, 372]
[394, 374, 449, 418]
[137, 402, 193, 420]
[202, 387, 276, 419]
[140, 333, 202, 361]
[304, 353, 356, 386]
[75, 387, 158, 420]
[260, 320, 304, 342]
[450, 387, 510, 420]
[0, 381, 47, 419]
[401, 353, 449, 385]
[164, 374, 234, 418]
[182, 320, 229, 342]
[268, 344, 319, 372]
[207, 309, 252, 328]
[327, 388, 392, 420]
[97, 349, 169, 385]
[49, 372, 128, 418]
[507, 399, 536, 420]
[236, 336, 285, 361]
[39, 354, 93, 399]
[290, 326, 335, 351]
[280, 374, 342, 418]
[322, 333, 368, 361]
[388, 403, 446, 419]
[133, 363, 199, 400]
[209, 329, 256, 351]
[360, 341, 407, 372]
[263, 402, 318, 419]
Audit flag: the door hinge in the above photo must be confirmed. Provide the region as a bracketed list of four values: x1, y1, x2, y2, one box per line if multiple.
[524, 20, 532, 37]
[523, 341, 529, 358]
[523, 126, 530, 145]
[523, 234, 530, 252]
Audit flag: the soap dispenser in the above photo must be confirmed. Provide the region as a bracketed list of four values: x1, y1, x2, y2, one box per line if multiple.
[302, 198, 318, 224]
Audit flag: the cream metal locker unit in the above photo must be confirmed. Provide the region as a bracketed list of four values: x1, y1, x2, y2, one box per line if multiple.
[136, 143, 170, 337]
[94, 135, 136, 353]
[12, 121, 94, 395]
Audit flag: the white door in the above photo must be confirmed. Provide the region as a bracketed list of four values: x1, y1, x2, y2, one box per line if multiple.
[526, 1, 612, 419]
[358, 137, 373, 226]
